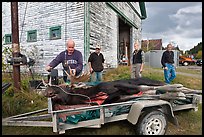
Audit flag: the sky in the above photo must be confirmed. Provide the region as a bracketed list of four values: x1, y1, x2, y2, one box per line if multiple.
[141, 2, 202, 52]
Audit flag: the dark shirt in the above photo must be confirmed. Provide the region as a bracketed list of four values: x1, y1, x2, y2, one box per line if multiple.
[132, 49, 144, 64]
[161, 50, 174, 68]
[88, 52, 105, 72]
[49, 50, 83, 76]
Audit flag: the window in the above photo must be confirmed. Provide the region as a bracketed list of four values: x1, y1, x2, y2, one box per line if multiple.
[27, 30, 37, 42]
[4, 34, 12, 44]
[49, 26, 61, 40]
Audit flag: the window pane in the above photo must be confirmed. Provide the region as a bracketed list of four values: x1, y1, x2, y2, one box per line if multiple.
[52, 29, 59, 38]
[30, 33, 36, 40]
[50, 26, 61, 40]
[6, 36, 11, 42]
[27, 30, 37, 42]
[5, 34, 12, 44]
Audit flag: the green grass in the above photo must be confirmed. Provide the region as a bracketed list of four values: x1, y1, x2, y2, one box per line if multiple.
[166, 104, 202, 135]
[2, 90, 48, 117]
[2, 73, 48, 118]
[176, 66, 202, 75]
[142, 65, 202, 89]
[149, 65, 202, 75]
[103, 66, 131, 81]
[2, 65, 202, 135]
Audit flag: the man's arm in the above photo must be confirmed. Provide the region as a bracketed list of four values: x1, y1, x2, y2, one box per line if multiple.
[172, 51, 175, 64]
[102, 54, 105, 71]
[140, 50, 145, 72]
[45, 65, 52, 72]
[132, 51, 135, 64]
[88, 54, 93, 72]
[75, 51, 83, 75]
[46, 51, 64, 71]
[140, 63, 144, 72]
[161, 52, 166, 68]
[102, 54, 105, 63]
[88, 62, 93, 73]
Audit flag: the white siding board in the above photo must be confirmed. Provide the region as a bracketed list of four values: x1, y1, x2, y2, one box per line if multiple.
[2, 2, 144, 74]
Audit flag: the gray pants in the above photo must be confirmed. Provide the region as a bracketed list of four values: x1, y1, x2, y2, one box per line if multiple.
[131, 64, 142, 79]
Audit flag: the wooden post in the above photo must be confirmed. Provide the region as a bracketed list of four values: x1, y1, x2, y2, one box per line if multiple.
[11, 2, 21, 91]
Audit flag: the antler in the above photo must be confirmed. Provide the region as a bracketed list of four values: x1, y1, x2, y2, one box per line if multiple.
[64, 66, 91, 85]
[42, 76, 52, 87]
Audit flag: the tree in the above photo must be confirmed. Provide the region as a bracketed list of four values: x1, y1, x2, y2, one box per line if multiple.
[186, 42, 202, 55]
[195, 50, 202, 59]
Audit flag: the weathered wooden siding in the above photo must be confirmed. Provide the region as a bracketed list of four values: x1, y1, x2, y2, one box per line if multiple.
[2, 2, 144, 75]
[112, 2, 142, 27]
[89, 2, 142, 67]
[2, 2, 85, 75]
[89, 2, 118, 67]
[111, 2, 142, 47]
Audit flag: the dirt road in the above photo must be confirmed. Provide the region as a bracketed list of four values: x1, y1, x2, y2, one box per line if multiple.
[148, 66, 202, 79]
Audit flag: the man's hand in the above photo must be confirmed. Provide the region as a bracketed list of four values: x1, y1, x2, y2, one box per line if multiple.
[45, 65, 52, 72]
[164, 67, 168, 70]
[71, 69, 76, 76]
[68, 66, 76, 76]
[140, 69, 143, 73]
[90, 68, 93, 73]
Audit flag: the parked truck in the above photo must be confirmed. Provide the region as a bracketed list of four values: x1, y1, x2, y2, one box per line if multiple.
[179, 56, 196, 66]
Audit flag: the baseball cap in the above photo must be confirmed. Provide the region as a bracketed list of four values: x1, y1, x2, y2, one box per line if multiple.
[95, 44, 101, 49]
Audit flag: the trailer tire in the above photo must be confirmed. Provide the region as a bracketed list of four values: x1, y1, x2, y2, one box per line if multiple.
[135, 110, 167, 135]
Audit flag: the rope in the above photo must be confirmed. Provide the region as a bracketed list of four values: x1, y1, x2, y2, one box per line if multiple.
[20, 2, 28, 43]
[64, 2, 68, 49]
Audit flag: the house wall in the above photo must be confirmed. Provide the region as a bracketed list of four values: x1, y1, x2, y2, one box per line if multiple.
[112, 2, 142, 63]
[88, 2, 142, 67]
[2, 2, 85, 75]
[2, 2, 144, 75]
[88, 2, 118, 68]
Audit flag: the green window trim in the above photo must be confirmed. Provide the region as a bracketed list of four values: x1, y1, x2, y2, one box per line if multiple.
[84, 2, 90, 63]
[106, 2, 138, 29]
[49, 26, 61, 40]
[127, 2, 147, 20]
[27, 30, 37, 42]
[139, 2, 147, 19]
[4, 34, 12, 44]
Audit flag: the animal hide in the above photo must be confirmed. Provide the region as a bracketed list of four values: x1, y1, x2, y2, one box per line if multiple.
[43, 77, 166, 106]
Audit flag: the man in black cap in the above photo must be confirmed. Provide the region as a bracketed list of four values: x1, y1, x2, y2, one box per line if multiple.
[88, 44, 105, 82]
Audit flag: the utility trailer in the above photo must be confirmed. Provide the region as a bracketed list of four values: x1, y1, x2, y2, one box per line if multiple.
[2, 93, 201, 135]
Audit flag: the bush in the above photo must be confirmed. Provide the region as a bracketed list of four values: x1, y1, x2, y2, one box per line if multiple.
[2, 73, 48, 118]
[103, 66, 131, 81]
[2, 90, 48, 117]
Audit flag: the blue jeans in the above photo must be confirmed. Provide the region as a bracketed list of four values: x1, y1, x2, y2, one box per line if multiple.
[93, 72, 102, 82]
[164, 63, 176, 84]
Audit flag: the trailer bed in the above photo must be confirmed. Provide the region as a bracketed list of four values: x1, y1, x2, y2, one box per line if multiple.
[2, 93, 201, 134]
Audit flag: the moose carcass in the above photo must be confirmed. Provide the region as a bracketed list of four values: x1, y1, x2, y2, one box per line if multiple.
[42, 75, 166, 106]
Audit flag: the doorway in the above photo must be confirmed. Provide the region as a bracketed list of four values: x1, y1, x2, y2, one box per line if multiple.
[118, 17, 131, 66]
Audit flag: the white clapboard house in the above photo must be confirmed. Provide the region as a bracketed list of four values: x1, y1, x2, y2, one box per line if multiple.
[2, 2, 147, 75]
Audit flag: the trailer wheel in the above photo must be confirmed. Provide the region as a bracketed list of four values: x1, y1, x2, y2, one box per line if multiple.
[135, 110, 167, 135]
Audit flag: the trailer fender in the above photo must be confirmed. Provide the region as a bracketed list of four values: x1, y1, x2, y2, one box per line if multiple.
[127, 100, 178, 126]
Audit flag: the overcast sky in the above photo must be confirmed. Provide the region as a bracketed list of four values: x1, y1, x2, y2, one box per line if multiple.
[141, 2, 202, 52]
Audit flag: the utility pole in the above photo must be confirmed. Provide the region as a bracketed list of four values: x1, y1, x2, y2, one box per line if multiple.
[11, 2, 21, 91]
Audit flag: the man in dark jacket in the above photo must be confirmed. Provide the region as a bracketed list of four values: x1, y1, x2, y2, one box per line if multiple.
[88, 44, 105, 82]
[45, 39, 83, 82]
[161, 43, 176, 84]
